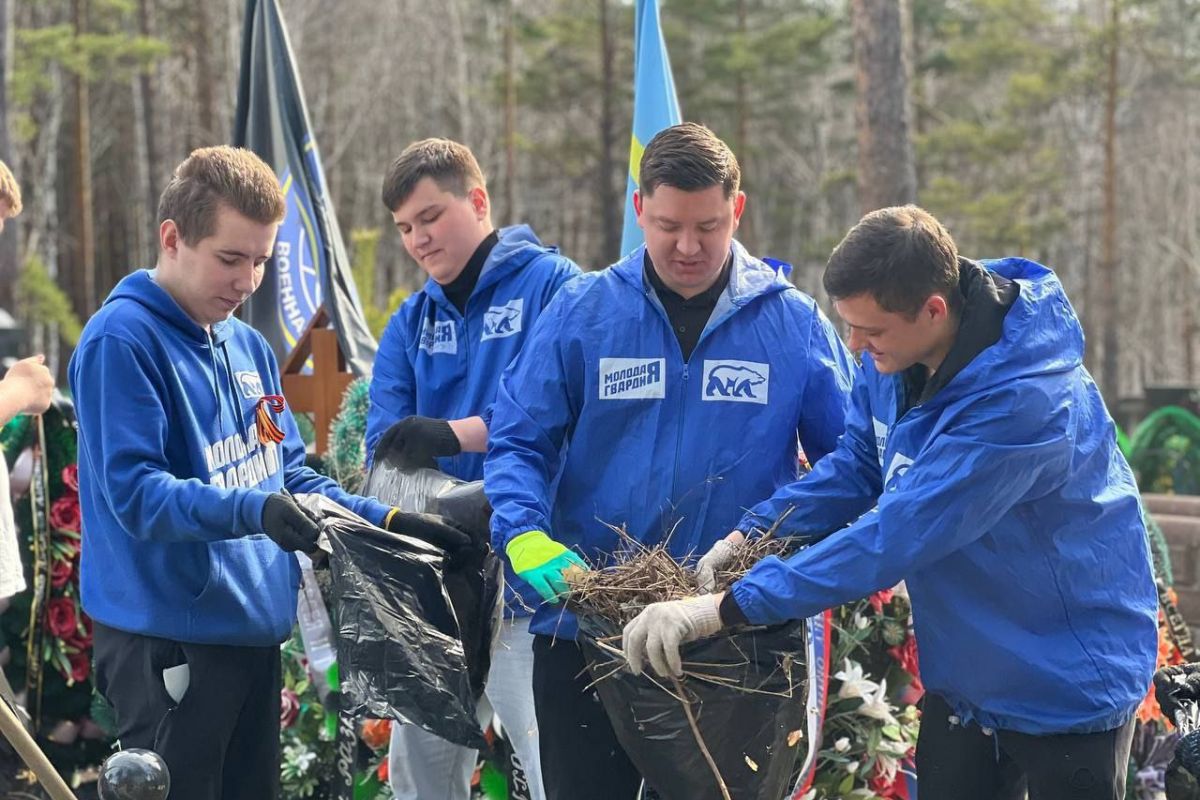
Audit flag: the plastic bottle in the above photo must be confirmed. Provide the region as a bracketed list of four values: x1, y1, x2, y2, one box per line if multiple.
[295, 552, 337, 700]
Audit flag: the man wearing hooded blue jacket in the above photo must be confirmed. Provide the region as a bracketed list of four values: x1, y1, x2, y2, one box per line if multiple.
[484, 123, 856, 799]
[366, 138, 580, 800]
[70, 146, 468, 800]
[623, 205, 1159, 800]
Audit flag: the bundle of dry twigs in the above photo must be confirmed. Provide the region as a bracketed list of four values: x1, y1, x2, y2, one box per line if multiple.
[567, 510, 797, 626]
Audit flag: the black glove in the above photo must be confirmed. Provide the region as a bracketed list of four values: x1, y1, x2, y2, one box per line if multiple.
[385, 508, 473, 553]
[261, 493, 323, 552]
[1157, 664, 1200, 725]
[375, 416, 461, 470]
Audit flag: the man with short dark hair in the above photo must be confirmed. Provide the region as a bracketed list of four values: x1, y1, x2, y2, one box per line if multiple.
[485, 122, 856, 799]
[625, 205, 1158, 800]
[368, 137, 580, 800]
[70, 145, 466, 800]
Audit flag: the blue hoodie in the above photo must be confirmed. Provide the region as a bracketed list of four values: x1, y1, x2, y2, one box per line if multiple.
[70, 270, 391, 647]
[485, 242, 856, 638]
[731, 258, 1158, 735]
[366, 225, 581, 613]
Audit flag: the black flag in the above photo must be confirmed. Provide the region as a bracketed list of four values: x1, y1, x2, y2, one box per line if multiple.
[233, 0, 376, 375]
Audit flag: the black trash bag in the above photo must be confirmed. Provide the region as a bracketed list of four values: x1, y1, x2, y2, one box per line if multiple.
[1169, 756, 1200, 800]
[298, 495, 487, 749]
[1169, 730, 1200, 800]
[577, 613, 807, 800]
[363, 463, 502, 700]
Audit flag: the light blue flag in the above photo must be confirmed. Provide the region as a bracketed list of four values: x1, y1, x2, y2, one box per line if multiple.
[620, 0, 682, 256]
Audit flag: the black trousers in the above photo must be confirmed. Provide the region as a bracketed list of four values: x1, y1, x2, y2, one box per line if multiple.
[93, 621, 282, 800]
[532, 635, 646, 800]
[916, 693, 1137, 800]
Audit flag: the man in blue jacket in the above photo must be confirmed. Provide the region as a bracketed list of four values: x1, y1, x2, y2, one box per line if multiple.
[484, 123, 856, 799]
[623, 205, 1159, 800]
[71, 146, 465, 800]
[367, 138, 580, 800]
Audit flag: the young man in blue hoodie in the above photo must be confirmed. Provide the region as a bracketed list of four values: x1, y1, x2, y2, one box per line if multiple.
[367, 139, 580, 800]
[624, 205, 1159, 800]
[70, 146, 466, 800]
[484, 123, 856, 799]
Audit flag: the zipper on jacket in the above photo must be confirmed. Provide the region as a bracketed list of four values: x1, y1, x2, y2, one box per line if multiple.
[670, 364, 689, 513]
[649, 291, 734, 553]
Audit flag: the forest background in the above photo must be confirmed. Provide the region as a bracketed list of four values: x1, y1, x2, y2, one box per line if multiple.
[1, 0, 1198, 413]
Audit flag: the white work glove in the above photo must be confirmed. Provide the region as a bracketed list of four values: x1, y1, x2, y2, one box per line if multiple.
[695, 532, 744, 593]
[622, 595, 723, 678]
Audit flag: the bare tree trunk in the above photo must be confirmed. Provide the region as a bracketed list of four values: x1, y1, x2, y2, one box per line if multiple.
[1099, 0, 1120, 403]
[132, 0, 159, 268]
[72, 0, 96, 320]
[597, 0, 620, 266]
[851, 0, 917, 214]
[734, 0, 753, 247]
[448, 0, 471, 144]
[0, 0, 16, 311]
[193, 0, 216, 146]
[27, 69, 64, 372]
[1182, 84, 1197, 386]
[900, 0, 920, 189]
[503, 0, 517, 225]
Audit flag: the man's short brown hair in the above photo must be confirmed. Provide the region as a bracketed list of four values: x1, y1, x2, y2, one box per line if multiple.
[0, 160, 23, 217]
[824, 205, 961, 318]
[381, 138, 487, 212]
[639, 122, 741, 198]
[157, 146, 285, 245]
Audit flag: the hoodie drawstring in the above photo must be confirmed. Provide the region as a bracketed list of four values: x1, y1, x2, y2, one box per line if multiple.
[207, 334, 229, 438]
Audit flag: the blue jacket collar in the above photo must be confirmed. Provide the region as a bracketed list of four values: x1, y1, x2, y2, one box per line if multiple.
[423, 224, 555, 312]
[611, 239, 790, 309]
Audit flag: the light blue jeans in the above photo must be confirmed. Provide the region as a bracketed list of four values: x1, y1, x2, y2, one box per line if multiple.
[388, 616, 545, 800]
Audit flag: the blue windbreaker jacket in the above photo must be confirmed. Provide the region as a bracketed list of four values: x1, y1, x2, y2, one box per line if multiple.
[366, 225, 580, 614]
[71, 270, 391, 647]
[486, 242, 856, 638]
[731, 257, 1158, 735]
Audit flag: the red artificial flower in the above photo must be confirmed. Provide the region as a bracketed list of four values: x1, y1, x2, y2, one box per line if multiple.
[889, 633, 924, 699]
[361, 718, 392, 750]
[67, 650, 90, 684]
[280, 688, 300, 729]
[61, 465, 79, 492]
[868, 760, 910, 800]
[49, 494, 81, 533]
[46, 597, 78, 639]
[377, 759, 389, 783]
[868, 588, 894, 615]
[65, 615, 93, 650]
[50, 556, 75, 589]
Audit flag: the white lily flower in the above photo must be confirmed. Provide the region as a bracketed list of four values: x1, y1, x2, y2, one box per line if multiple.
[834, 658, 879, 701]
[875, 753, 900, 783]
[878, 738, 912, 757]
[834, 736, 851, 752]
[857, 678, 899, 726]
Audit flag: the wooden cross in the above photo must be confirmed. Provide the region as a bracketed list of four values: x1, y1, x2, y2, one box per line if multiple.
[280, 306, 354, 455]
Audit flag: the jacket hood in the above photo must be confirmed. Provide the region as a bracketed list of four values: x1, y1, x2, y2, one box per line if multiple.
[916, 257, 1084, 409]
[106, 269, 238, 345]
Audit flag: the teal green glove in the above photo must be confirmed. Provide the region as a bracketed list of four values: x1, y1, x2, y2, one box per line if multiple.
[506, 530, 588, 603]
